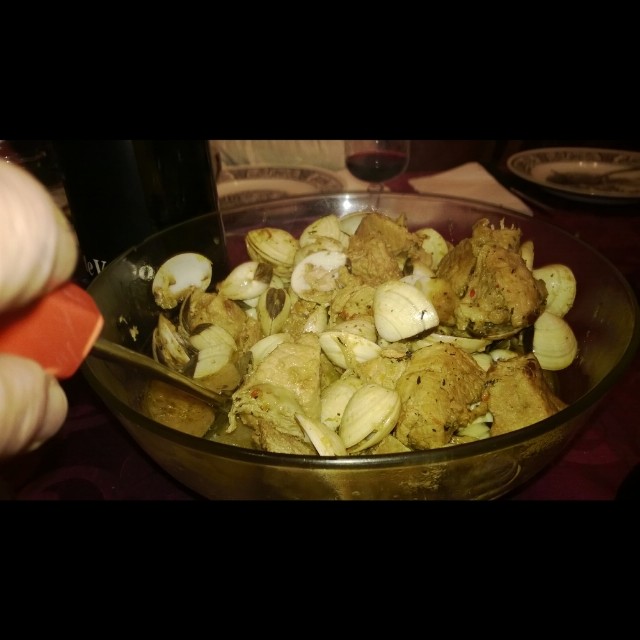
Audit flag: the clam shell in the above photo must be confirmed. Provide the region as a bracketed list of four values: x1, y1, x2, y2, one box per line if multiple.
[414, 227, 449, 269]
[152, 314, 193, 371]
[245, 227, 299, 279]
[401, 263, 436, 282]
[338, 211, 366, 236]
[189, 324, 237, 352]
[520, 240, 535, 270]
[193, 342, 235, 379]
[152, 253, 213, 310]
[299, 214, 349, 249]
[456, 416, 492, 440]
[301, 304, 329, 334]
[472, 352, 494, 371]
[320, 376, 365, 431]
[257, 286, 292, 336]
[318, 331, 381, 370]
[489, 348, 518, 362]
[331, 316, 378, 343]
[249, 333, 292, 366]
[295, 412, 347, 456]
[533, 264, 577, 318]
[373, 280, 439, 342]
[294, 237, 346, 266]
[413, 332, 491, 354]
[339, 383, 401, 452]
[217, 261, 273, 301]
[290, 250, 347, 304]
[532, 310, 578, 371]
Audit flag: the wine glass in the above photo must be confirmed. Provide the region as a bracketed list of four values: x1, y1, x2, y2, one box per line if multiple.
[344, 140, 411, 193]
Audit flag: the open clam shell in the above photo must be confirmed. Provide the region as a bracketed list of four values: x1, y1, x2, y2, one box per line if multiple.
[245, 227, 299, 280]
[290, 250, 347, 304]
[217, 261, 274, 301]
[339, 383, 402, 452]
[320, 376, 365, 432]
[152, 252, 213, 310]
[373, 280, 439, 342]
[414, 227, 450, 269]
[532, 310, 578, 371]
[533, 264, 577, 318]
[257, 286, 292, 336]
[318, 331, 382, 370]
[299, 214, 349, 250]
[295, 413, 348, 456]
[152, 314, 194, 371]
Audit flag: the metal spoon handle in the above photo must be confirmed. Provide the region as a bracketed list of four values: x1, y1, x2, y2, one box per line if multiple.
[89, 337, 229, 407]
[549, 164, 640, 186]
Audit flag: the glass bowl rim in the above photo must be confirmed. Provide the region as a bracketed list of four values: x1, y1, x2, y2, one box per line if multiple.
[82, 191, 640, 470]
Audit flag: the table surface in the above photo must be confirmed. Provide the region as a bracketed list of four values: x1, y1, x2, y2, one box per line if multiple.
[2, 164, 640, 501]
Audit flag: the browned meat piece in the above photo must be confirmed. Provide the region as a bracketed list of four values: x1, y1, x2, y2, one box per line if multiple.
[228, 382, 316, 454]
[197, 361, 244, 396]
[242, 333, 322, 419]
[346, 212, 417, 286]
[329, 284, 376, 324]
[419, 277, 458, 326]
[254, 422, 317, 455]
[485, 354, 567, 436]
[471, 217, 521, 251]
[436, 218, 547, 338]
[183, 289, 249, 341]
[355, 211, 416, 256]
[394, 343, 487, 450]
[228, 334, 324, 453]
[283, 298, 325, 340]
[369, 434, 411, 454]
[347, 236, 402, 285]
[435, 238, 475, 297]
[355, 350, 409, 389]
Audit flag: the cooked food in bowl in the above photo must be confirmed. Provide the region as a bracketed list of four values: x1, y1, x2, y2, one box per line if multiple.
[82, 193, 640, 499]
[144, 211, 577, 457]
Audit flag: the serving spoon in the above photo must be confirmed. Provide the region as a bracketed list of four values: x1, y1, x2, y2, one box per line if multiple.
[546, 164, 640, 186]
[90, 337, 229, 407]
[0, 282, 228, 408]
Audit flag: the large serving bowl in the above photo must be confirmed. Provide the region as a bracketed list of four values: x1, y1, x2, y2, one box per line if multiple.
[82, 193, 640, 499]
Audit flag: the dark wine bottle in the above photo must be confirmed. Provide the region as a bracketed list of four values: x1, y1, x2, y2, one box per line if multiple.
[52, 140, 225, 285]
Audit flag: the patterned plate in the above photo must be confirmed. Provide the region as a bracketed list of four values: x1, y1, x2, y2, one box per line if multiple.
[217, 165, 345, 210]
[507, 147, 640, 204]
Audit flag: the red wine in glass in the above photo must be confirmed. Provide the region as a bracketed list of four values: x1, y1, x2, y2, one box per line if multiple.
[346, 150, 409, 183]
[344, 141, 410, 194]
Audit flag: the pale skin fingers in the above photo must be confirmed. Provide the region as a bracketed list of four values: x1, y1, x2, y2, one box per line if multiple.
[0, 162, 78, 313]
[0, 354, 68, 458]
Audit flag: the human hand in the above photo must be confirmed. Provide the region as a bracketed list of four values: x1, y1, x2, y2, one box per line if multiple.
[0, 161, 79, 458]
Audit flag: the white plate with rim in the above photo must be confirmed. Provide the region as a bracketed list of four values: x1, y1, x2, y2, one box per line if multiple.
[507, 147, 640, 204]
[216, 165, 345, 210]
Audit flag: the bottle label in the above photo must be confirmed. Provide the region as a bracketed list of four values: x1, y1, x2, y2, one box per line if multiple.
[82, 254, 108, 279]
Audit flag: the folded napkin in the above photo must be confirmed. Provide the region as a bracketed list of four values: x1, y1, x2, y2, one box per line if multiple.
[409, 162, 532, 216]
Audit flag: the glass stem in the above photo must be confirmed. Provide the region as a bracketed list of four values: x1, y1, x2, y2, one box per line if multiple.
[367, 182, 384, 209]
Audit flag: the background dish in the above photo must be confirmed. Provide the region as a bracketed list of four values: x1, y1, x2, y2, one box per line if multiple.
[507, 147, 640, 204]
[216, 165, 345, 209]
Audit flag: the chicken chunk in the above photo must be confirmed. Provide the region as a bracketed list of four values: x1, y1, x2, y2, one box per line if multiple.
[228, 333, 323, 453]
[394, 343, 487, 450]
[436, 218, 547, 338]
[346, 212, 417, 285]
[485, 354, 567, 436]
